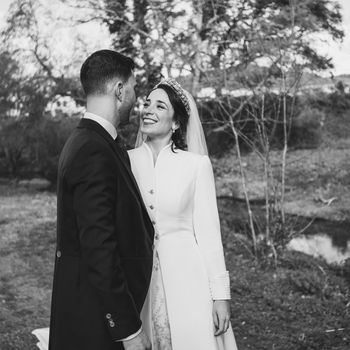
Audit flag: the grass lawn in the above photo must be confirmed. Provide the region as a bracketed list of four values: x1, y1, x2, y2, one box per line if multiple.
[212, 143, 350, 222]
[0, 185, 56, 350]
[0, 183, 349, 350]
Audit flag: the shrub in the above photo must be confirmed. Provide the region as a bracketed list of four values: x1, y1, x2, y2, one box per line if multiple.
[288, 106, 324, 149]
[27, 117, 79, 182]
[288, 269, 325, 295]
[0, 119, 29, 176]
[198, 93, 323, 156]
[0, 116, 79, 181]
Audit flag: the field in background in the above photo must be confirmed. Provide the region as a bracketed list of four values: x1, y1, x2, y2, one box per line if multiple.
[0, 183, 349, 350]
[0, 185, 55, 350]
[212, 95, 350, 223]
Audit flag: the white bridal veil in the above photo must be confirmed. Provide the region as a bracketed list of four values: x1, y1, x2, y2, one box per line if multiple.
[184, 90, 208, 156]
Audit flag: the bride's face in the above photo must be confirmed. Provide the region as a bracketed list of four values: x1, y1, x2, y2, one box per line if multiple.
[140, 88, 177, 139]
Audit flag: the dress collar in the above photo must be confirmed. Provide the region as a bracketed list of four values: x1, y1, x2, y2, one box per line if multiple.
[143, 141, 172, 154]
[143, 142, 173, 166]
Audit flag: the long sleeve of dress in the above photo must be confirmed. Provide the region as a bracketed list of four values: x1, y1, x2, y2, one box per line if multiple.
[193, 155, 231, 300]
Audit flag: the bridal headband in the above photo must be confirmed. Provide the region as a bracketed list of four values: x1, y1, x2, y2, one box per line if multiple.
[154, 78, 191, 117]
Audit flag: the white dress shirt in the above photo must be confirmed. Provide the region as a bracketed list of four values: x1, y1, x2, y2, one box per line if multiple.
[83, 112, 142, 342]
[83, 112, 118, 140]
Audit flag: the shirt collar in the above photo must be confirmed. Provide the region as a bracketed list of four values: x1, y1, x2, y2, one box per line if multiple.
[83, 112, 118, 140]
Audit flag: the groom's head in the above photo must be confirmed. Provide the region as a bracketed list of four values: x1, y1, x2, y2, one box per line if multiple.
[80, 50, 136, 124]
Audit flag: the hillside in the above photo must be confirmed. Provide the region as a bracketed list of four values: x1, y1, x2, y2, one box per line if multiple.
[178, 69, 350, 96]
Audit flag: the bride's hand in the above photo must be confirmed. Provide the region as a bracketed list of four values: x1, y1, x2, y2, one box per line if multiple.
[212, 300, 231, 336]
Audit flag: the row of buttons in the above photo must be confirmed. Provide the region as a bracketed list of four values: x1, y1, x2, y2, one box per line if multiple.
[149, 189, 154, 211]
[106, 313, 116, 328]
[149, 189, 156, 225]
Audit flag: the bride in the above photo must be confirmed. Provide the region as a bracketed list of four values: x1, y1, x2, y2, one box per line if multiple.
[129, 78, 237, 350]
[33, 78, 238, 350]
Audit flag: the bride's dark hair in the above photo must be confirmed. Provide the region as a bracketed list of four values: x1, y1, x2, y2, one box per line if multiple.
[153, 83, 189, 151]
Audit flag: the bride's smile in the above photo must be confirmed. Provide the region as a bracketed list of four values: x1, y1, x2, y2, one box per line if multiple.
[142, 116, 158, 124]
[140, 88, 177, 138]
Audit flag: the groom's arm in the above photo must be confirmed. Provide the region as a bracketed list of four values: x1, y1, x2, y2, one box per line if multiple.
[67, 140, 142, 341]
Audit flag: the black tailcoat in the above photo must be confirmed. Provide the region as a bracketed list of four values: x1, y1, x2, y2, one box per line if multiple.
[49, 118, 154, 350]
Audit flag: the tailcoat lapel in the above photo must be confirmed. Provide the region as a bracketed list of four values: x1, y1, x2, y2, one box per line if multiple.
[77, 119, 148, 214]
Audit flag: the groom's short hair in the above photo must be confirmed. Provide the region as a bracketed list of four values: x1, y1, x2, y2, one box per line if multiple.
[80, 50, 135, 96]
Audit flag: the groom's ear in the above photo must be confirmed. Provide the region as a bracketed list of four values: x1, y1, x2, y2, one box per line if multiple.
[114, 81, 124, 102]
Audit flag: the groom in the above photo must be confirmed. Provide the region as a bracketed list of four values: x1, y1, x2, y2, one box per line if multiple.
[49, 50, 154, 350]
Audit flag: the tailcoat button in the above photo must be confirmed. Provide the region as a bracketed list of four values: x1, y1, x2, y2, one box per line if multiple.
[106, 313, 111, 319]
[149, 205, 154, 210]
[56, 251, 61, 258]
[109, 321, 115, 327]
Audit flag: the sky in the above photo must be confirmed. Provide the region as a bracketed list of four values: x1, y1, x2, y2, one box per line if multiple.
[0, 0, 349, 76]
[316, 0, 350, 76]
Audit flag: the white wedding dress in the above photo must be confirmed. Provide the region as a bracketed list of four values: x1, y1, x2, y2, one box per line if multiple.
[129, 142, 238, 350]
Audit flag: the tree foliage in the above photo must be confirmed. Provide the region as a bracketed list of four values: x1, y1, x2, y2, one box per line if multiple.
[0, 0, 96, 119]
[0, 0, 344, 114]
[80, 0, 344, 96]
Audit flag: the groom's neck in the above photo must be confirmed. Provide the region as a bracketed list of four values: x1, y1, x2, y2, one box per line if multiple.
[86, 96, 119, 128]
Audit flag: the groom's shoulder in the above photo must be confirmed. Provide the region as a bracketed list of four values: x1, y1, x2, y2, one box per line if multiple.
[66, 124, 110, 149]
[59, 127, 112, 167]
